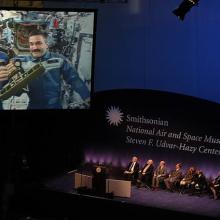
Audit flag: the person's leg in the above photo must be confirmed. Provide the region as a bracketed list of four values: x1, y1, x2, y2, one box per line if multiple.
[164, 178, 170, 189]
[210, 187, 217, 199]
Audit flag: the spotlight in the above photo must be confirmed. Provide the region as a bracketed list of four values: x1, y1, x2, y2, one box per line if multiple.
[173, 0, 199, 21]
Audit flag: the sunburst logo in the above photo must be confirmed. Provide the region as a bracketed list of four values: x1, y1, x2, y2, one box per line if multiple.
[106, 106, 124, 126]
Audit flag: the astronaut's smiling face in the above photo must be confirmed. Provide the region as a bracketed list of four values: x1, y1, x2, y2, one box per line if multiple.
[29, 35, 48, 58]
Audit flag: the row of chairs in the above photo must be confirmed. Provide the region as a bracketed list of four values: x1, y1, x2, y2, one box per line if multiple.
[124, 174, 219, 199]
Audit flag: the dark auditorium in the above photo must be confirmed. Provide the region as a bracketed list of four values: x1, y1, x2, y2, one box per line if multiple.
[0, 0, 220, 220]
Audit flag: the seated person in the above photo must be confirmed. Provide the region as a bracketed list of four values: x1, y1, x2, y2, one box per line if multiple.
[164, 163, 182, 191]
[123, 156, 139, 183]
[210, 171, 220, 200]
[136, 159, 154, 188]
[152, 160, 168, 190]
[179, 166, 196, 193]
[190, 170, 207, 195]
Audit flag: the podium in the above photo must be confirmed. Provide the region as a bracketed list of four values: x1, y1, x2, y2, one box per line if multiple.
[74, 171, 131, 198]
[106, 179, 131, 198]
[92, 165, 107, 195]
[74, 173, 92, 189]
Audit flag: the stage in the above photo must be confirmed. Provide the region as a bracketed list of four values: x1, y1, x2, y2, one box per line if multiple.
[42, 172, 220, 219]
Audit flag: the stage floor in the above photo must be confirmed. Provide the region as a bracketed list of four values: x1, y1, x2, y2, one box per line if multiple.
[44, 172, 220, 219]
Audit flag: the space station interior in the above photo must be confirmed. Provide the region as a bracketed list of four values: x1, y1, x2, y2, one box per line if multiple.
[0, 10, 94, 109]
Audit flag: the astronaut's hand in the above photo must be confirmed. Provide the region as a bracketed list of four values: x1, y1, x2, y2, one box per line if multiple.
[83, 97, 90, 108]
[0, 62, 16, 81]
[67, 99, 90, 109]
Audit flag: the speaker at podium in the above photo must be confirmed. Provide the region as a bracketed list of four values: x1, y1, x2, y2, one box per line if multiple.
[92, 165, 107, 195]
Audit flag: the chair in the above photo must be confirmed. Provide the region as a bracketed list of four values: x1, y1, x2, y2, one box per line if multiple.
[189, 183, 208, 197]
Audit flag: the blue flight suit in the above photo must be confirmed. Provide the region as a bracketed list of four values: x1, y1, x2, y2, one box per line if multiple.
[20, 51, 90, 109]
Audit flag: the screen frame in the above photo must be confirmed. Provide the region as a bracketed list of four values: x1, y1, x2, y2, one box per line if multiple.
[0, 7, 97, 111]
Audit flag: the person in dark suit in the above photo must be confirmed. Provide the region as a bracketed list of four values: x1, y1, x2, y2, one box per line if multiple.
[164, 163, 182, 192]
[210, 171, 220, 200]
[189, 170, 207, 195]
[123, 156, 139, 184]
[136, 159, 154, 188]
[179, 166, 196, 193]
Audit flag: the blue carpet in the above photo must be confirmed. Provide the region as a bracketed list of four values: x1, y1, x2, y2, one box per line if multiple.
[45, 173, 220, 219]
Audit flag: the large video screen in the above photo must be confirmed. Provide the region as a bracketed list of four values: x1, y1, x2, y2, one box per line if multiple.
[0, 9, 96, 109]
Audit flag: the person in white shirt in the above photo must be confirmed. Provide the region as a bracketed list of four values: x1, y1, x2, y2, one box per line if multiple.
[136, 159, 154, 188]
[123, 156, 140, 184]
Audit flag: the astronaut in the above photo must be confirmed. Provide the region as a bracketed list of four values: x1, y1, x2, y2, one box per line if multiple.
[0, 29, 90, 109]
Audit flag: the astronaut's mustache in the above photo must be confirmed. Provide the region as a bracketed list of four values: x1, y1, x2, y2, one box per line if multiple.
[31, 49, 41, 52]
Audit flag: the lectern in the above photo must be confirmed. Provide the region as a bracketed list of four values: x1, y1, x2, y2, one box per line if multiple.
[92, 165, 106, 195]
